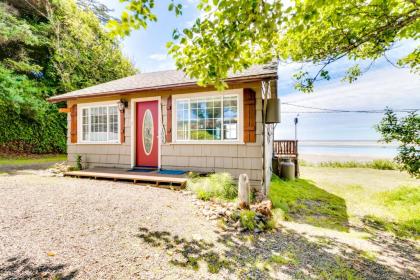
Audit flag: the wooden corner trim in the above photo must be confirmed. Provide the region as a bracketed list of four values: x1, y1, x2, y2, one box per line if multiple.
[59, 108, 71, 113]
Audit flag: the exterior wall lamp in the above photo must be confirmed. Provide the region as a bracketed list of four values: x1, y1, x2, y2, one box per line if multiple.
[118, 99, 128, 111]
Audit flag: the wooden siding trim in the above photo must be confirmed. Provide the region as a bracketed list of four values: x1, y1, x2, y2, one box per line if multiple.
[166, 96, 172, 143]
[59, 108, 71, 113]
[70, 104, 77, 143]
[120, 110, 125, 143]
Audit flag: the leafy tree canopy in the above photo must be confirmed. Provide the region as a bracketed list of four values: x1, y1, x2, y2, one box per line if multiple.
[111, 0, 419, 91]
[0, 0, 136, 154]
[377, 109, 419, 178]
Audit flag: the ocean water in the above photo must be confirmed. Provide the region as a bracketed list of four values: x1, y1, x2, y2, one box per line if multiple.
[298, 145, 397, 158]
[292, 141, 399, 158]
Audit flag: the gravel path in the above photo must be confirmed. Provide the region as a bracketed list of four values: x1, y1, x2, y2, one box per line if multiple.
[0, 173, 223, 279]
[1, 172, 418, 280]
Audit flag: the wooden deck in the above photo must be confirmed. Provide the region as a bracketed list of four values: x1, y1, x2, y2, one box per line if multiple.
[64, 167, 187, 190]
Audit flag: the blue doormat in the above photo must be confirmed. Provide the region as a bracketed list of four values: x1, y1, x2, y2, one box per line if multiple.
[128, 168, 156, 173]
[158, 169, 186, 175]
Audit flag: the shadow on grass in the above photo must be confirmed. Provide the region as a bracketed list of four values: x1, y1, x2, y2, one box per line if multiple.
[135, 226, 418, 279]
[362, 215, 420, 240]
[269, 175, 349, 231]
[0, 257, 77, 279]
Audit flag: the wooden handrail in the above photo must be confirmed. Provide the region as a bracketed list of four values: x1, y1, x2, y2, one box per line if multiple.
[273, 140, 298, 156]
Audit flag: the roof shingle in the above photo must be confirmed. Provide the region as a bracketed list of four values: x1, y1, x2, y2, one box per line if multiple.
[48, 64, 277, 102]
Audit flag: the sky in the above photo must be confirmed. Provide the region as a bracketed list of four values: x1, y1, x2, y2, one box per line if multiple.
[99, 0, 419, 141]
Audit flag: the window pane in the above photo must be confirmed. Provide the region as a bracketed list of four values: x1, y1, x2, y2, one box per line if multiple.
[89, 106, 109, 141]
[224, 120, 238, 140]
[176, 100, 189, 140]
[108, 106, 118, 141]
[176, 95, 237, 141]
[82, 108, 89, 141]
[223, 96, 238, 140]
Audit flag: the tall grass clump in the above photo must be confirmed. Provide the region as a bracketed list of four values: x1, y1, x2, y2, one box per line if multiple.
[317, 159, 398, 170]
[369, 159, 399, 170]
[187, 172, 237, 201]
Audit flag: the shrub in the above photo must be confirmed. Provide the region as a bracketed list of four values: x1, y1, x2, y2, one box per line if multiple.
[239, 210, 256, 230]
[187, 172, 237, 201]
[76, 155, 82, 170]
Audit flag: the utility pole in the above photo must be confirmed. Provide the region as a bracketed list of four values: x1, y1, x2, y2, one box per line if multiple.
[294, 114, 299, 140]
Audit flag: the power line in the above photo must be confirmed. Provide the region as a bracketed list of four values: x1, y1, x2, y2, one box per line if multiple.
[282, 102, 419, 114]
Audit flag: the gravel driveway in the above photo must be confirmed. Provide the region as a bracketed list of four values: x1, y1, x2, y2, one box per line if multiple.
[1, 172, 418, 280]
[0, 173, 223, 279]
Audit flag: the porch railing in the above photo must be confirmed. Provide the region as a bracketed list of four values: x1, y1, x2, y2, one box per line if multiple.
[273, 140, 298, 157]
[273, 140, 299, 177]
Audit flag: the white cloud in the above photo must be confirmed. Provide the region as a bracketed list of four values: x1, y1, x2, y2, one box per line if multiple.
[280, 67, 420, 112]
[149, 53, 168, 61]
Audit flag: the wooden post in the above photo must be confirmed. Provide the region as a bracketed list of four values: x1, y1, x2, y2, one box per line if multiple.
[238, 174, 250, 209]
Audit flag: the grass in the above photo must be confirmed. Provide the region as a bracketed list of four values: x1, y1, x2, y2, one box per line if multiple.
[317, 257, 363, 280]
[360, 250, 378, 262]
[376, 186, 420, 237]
[0, 154, 67, 165]
[300, 159, 399, 170]
[187, 172, 237, 201]
[284, 166, 420, 239]
[269, 251, 299, 266]
[268, 174, 349, 231]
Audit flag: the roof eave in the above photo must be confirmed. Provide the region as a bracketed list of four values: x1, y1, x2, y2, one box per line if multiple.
[48, 73, 278, 103]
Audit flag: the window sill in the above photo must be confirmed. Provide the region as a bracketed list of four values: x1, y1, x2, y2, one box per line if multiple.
[169, 141, 245, 145]
[76, 142, 121, 145]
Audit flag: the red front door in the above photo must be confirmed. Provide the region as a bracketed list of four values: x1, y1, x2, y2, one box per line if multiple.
[136, 100, 159, 168]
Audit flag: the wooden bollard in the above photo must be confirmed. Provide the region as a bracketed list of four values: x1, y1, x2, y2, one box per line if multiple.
[238, 174, 250, 209]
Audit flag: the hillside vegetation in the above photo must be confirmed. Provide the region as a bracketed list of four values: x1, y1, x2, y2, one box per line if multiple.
[0, 0, 136, 154]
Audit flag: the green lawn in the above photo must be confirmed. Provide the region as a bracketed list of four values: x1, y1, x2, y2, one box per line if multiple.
[269, 166, 420, 239]
[0, 154, 67, 165]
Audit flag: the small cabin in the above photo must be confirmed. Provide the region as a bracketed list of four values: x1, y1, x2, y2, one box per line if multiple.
[49, 64, 279, 194]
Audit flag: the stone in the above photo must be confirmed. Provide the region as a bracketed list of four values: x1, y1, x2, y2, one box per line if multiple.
[233, 221, 241, 229]
[255, 200, 273, 218]
[239, 227, 247, 233]
[217, 209, 226, 216]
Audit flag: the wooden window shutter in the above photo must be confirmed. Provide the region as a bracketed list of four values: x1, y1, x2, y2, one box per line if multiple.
[166, 96, 172, 143]
[120, 110, 125, 143]
[70, 104, 77, 143]
[243, 88, 256, 143]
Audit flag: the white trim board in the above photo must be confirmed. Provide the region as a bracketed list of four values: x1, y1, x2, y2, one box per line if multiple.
[76, 100, 121, 144]
[171, 89, 244, 145]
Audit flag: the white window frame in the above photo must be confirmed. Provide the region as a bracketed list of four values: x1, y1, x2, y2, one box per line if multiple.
[172, 89, 244, 144]
[77, 100, 121, 144]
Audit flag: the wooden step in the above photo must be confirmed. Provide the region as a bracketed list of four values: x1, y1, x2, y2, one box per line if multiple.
[64, 168, 187, 189]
